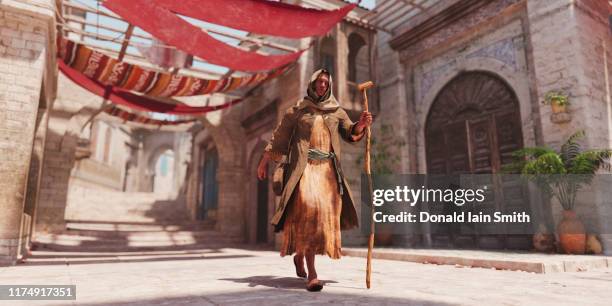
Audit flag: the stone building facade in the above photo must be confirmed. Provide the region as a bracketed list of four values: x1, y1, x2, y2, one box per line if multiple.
[0, 0, 195, 265]
[2, 0, 610, 266]
[376, 0, 612, 251]
[0, 0, 57, 265]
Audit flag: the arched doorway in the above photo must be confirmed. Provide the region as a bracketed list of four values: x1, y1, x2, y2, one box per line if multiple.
[153, 149, 175, 197]
[198, 147, 219, 221]
[425, 71, 530, 249]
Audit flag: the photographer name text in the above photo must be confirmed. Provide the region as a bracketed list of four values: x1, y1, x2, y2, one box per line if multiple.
[373, 211, 531, 223]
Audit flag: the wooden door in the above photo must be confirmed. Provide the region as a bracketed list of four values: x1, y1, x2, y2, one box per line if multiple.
[199, 147, 219, 221]
[425, 72, 530, 249]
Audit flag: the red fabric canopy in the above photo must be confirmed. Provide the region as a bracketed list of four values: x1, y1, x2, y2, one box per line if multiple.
[58, 38, 286, 97]
[104, 0, 305, 72]
[59, 61, 243, 115]
[152, 0, 356, 39]
[104, 105, 197, 126]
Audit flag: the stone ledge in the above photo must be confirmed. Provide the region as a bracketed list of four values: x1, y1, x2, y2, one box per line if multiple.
[0, 0, 55, 20]
[550, 112, 571, 124]
[0, 255, 16, 266]
[342, 247, 611, 274]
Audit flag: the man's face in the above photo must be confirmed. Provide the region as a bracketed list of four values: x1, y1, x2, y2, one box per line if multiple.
[315, 73, 329, 97]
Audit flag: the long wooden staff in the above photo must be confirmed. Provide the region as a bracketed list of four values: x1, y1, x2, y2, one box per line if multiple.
[358, 81, 375, 289]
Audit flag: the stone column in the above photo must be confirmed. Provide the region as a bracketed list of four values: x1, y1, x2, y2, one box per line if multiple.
[335, 23, 349, 104]
[0, 1, 56, 265]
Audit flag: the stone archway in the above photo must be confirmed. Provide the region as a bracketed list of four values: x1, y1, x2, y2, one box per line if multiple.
[194, 113, 247, 239]
[347, 32, 369, 105]
[36, 105, 102, 234]
[424, 71, 530, 249]
[142, 138, 176, 193]
[150, 147, 175, 198]
[425, 71, 524, 174]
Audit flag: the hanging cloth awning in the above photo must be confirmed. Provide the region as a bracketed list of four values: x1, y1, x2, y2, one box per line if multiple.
[151, 0, 356, 39]
[59, 61, 244, 115]
[104, 0, 306, 72]
[58, 38, 286, 97]
[103, 105, 197, 126]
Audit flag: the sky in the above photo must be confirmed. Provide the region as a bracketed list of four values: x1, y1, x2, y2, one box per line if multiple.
[352, 0, 376, 10]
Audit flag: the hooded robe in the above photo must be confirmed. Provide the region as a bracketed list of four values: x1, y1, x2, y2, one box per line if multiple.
[264, 69, 364, 258]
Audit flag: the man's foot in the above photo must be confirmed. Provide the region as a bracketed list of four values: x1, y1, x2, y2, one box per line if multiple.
[293, 255, 306, 278]
[306, 278, 323, 292]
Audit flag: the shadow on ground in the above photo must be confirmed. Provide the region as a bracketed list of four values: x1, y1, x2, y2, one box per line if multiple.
[220, 275, 338, 289]
[69, 288, 456, 306]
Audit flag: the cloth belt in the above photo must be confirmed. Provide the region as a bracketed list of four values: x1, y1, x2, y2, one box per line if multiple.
[307, 148, 344, 195]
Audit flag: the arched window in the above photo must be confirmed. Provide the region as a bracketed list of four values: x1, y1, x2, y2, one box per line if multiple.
[347, 33, 369, 102]
[348, 33, 367, 83]
[319, 36, 336, 77]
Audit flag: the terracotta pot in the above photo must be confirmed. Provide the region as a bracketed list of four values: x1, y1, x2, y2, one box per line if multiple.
[532, 232, 555, 253]
[557, 210, 586, 254]
[551, 101, 567, 114]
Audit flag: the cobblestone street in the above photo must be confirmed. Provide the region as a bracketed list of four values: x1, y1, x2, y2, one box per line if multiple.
[2, 247, 611, 305]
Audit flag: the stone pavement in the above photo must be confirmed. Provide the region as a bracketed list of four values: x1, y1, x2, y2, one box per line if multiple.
[1, 247, 612, 305]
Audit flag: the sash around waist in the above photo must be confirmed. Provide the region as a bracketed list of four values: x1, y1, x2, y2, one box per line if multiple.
[307, 148, 344, 195]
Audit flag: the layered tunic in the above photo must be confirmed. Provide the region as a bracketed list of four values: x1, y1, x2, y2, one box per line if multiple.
[281, 115, 343, 258]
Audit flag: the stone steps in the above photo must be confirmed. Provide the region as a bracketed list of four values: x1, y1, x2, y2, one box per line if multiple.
[34, 223, 240, 252]
[36, 232, 238, 246]
[62, 230, 222, 241]
[33, 240, 238, 252]
[65, 184, 191, 223]
[35, 185, 233, 252]
[65, 221, 214, 232]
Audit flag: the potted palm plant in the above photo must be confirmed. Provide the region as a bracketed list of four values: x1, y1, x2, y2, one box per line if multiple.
[504, 131, 611, 254]
[543, 91, 570, 114]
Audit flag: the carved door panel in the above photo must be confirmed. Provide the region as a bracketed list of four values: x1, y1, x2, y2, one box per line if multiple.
[467, 117, 497, 174]
[426, 122, 471, 247]
[494, 111, 531, 249]
[425, 129, 448, 174]
[446, 121, 470, 174]
[426, 121, 469, 175]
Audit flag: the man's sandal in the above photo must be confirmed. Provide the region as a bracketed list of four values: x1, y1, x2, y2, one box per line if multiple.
[306, 278, 323, 292]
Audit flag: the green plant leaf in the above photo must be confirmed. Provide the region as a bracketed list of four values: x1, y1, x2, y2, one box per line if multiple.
[569, 149, 612, 173]
[506, 131, 611, 210]
[543, 90, 570, 106]
[561, 130, 584, 166]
